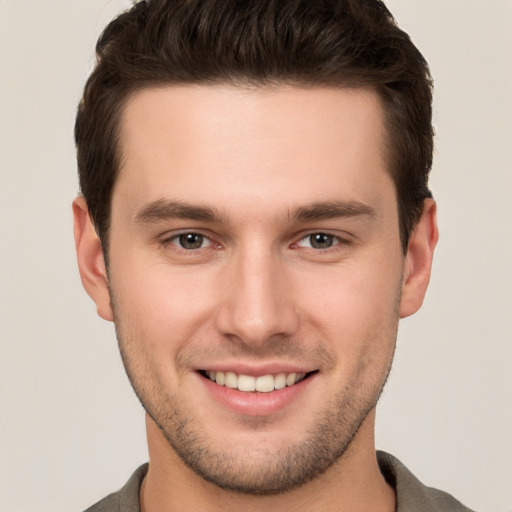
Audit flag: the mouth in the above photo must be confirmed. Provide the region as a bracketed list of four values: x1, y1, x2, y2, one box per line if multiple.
[199, 370, 316, 393]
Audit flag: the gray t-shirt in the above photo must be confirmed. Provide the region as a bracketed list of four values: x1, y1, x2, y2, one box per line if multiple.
[83, 451, 475, 511]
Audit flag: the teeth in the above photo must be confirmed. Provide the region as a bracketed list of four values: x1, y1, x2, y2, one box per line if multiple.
[286, 372, 297, 386]
[224, 371, 238, 389]
[274, 373, 287, 390]
[256, 374, 274, 393]
[204, 370, 307, 392]
[238, 374, 256, 392]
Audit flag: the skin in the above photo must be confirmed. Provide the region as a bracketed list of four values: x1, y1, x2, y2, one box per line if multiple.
[73, 85, 438, 511]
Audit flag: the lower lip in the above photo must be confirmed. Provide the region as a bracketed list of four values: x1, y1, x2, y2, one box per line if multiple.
[198, 373, 316, 416]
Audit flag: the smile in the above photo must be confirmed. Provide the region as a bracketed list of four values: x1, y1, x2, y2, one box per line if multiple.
[201, 370, 309, 393]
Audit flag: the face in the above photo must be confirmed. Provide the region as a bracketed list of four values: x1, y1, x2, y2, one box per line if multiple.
[78, 85, 429, 494]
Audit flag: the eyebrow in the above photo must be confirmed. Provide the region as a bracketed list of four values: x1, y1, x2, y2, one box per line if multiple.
[290, 200, 376, 222]
[134, 199, 376, 225]
[135, 199, 224, 224]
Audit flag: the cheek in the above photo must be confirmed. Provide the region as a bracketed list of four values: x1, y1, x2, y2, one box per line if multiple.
[109, 257, 218, 355]
[299, 267, 400, 399]
[293, 260, 402, 354]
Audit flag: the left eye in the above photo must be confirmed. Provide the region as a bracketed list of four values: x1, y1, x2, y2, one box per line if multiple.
[297, 233, 339, 249]
[172, 233, 211, 250]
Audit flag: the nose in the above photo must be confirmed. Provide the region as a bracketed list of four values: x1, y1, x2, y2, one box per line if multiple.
[214, 247, 299, 349]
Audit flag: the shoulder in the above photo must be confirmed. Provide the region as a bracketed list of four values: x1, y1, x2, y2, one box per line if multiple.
[82, 463, 148, 512]
[377, 451, 475, 512]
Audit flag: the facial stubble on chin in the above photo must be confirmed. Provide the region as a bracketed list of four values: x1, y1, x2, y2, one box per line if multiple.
[110, 290, 399, 496]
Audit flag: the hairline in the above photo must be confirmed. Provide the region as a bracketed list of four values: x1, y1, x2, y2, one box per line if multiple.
[98, 79, 407, 256]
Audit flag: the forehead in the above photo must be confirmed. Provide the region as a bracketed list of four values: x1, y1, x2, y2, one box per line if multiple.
[114, 84, 394, 221]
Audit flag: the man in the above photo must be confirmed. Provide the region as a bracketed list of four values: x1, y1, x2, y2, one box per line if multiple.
[72, 0, 473, 510]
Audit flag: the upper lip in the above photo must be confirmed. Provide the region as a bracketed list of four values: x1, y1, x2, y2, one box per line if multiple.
[196, 362, 317, 376]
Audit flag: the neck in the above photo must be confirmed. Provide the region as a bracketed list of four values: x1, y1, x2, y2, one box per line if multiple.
[141, 412, 395, 512]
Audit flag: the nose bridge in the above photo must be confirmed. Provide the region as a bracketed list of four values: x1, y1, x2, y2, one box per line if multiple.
[215, 240, 298, 346]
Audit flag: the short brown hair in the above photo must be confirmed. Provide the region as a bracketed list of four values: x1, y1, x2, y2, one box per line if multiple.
[75, 0, 433, 252]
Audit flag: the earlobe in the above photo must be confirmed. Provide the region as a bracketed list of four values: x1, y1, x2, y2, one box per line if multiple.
[399, 199, 439, 319]
[72, 196, 114, 322]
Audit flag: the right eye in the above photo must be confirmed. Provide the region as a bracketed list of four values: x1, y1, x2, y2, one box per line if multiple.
[170, 232, 212, 250]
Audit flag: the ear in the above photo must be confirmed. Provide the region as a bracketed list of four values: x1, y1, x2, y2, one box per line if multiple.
[72, 196, 114, 322]
[399, 198, 439, 319]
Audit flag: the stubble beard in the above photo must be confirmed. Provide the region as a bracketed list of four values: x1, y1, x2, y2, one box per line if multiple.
[146, 382, 390, 495]
[111, 298, 398, 496]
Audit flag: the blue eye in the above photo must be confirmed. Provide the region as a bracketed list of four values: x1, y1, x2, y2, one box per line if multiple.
[174, 233, 210, 250]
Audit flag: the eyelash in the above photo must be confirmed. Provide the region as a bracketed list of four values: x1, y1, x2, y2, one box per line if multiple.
[294, 232, 346, 251]
[162, 231, 216, 252]
[160, 231, 348, 254]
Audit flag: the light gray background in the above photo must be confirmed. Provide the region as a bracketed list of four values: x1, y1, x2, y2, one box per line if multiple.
[1, 1, 511, 511]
